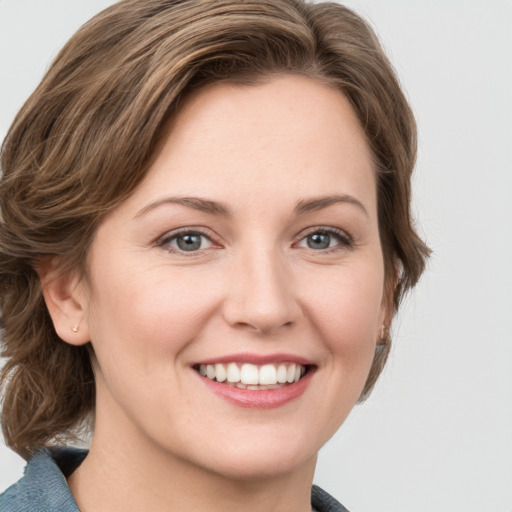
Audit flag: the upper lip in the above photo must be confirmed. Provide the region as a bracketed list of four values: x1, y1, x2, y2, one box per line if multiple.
[192, 353, 314, 366]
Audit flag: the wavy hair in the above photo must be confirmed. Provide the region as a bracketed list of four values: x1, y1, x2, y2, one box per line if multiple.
[0, 0, 429, 458]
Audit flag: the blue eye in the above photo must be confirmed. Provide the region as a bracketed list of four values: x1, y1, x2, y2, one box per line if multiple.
[161, 231, 213, 252]
[297, 229, 351, 250]
[306, 233, 331, 250]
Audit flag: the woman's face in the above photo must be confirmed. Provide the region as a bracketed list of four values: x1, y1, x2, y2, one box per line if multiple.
[76, 75, 387, 479]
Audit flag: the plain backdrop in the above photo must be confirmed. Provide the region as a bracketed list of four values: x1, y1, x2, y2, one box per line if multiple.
[1, 1, 511, 511]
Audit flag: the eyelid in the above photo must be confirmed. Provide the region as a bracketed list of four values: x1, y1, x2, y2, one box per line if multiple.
[154, 225, 354, 255]
[294, 226, 354, 250]
[155, 226, 220, 254]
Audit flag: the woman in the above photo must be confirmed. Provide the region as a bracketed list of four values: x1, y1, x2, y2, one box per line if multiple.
[0, 1, 429, 510]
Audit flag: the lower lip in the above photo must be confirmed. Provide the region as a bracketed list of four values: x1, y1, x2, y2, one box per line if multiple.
[196, 370, 314, 409]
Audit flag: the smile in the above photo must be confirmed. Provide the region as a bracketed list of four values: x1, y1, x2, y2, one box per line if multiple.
[195, 362, 306, 389]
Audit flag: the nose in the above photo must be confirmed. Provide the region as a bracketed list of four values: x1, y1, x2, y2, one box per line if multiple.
[222, 248, 301, 335]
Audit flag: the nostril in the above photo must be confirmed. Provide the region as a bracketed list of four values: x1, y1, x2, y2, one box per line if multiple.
[222, 267, 301, 333]
[228, 314, 299, 335]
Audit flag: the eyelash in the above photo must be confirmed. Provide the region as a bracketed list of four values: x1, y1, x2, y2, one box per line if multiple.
[156, 227, 216, 255]
[156, 226, 354, 255]
[295, 227, 354, 252]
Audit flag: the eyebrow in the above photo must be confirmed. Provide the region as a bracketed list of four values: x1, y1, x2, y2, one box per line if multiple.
[135, 197, 232, 218]
[135, 194, 368, 219]
[294, 195, 369, 217]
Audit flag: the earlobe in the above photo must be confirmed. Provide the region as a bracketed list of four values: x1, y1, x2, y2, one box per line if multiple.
[36, 257, 90, 346]
[377, 290, 393, 346]
[377, 260, 398, 345]
[378, 323, 389, 346]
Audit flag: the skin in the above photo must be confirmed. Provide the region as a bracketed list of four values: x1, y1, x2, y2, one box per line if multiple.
[43, 75, 389, 512]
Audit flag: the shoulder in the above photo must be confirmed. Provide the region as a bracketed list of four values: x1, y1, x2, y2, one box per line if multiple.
[312, 484, 351, 512]
[1, 451, 350, 512]
[0, 448, 86, 512]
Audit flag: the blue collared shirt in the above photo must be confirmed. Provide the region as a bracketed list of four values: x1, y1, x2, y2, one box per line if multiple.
[1, 448, 349, 511]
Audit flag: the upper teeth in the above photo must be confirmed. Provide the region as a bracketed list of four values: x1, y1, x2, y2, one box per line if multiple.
[198, 362, 305, 385]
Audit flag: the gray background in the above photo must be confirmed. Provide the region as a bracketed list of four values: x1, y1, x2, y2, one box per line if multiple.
[1, 1, 511, 511]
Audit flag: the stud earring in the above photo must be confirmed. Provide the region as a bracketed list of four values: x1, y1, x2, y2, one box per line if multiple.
[72, 324, 79, 333]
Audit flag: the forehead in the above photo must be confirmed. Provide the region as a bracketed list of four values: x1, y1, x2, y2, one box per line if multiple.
[122, 75, 377, 217]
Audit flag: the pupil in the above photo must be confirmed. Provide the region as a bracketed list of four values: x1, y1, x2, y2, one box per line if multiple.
[177, 234, 201, 251]
[307, 233, 330, 249]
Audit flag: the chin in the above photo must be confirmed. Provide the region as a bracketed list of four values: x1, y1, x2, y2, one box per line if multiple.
[203, 448, 316, 482]
[178, 427, 321, 482]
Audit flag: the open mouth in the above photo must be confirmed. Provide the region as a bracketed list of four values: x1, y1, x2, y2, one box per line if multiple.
[193, 362, 310, 390]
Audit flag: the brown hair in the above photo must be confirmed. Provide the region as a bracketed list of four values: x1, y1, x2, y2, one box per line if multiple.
[0, 0, 429, 458]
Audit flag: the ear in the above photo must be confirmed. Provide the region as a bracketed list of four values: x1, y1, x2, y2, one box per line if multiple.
[36, 256, 90, 346]
[377, 260, 398, 345]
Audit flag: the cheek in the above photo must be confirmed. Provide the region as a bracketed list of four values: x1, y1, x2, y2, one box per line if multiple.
[86, 260, 222, 364]
[302, 261, 384, 364]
